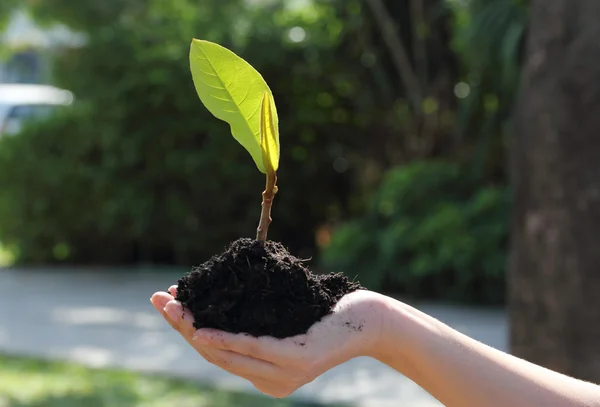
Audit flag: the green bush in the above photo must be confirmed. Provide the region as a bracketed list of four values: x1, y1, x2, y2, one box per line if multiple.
[0, 0, 378, 265]
[320, 161, 510, 305]
[0, 104, 258, 264]
[0, 0, 521, 271]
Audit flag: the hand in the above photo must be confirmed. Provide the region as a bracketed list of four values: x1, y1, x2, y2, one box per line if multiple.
[151, 288, 387, 398]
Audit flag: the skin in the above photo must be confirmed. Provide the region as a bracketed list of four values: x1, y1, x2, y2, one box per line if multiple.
[151, 288, 600, 407]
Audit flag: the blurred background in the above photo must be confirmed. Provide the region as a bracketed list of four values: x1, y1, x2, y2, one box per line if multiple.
[0, 0, 598, 406]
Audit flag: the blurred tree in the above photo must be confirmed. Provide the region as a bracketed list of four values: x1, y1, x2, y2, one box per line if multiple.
[449, 0, 528, 179]
[357, 0, 460, 166]
[0, 0, 18, 29]
[320, 0, 528, 300]
[509, 0, 600, 381]
[0, 0, 531, 312]
[321, 160, 509, 304]
[5, 0, 461, 265]
[0, 0, 19, 58]
[0, 0, 361, 263]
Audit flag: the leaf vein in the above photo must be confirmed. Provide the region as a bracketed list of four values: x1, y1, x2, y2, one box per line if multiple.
[247, 100, 261, 121]
[208, 94, 232, 103]
[194, 64, 217, 77]
[238, 84, 250, 106]
[202, 81, 226, 91]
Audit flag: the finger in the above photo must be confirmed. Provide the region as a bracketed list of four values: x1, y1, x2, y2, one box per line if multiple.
[168, 285, 178, 297]
[251, 380, 296, 399]
[150, 292, 180, 331]
[196, 347, 224, 369]
[163, 300, 197, 338]
[201, 347, 267, 383]
[150, 291, 173, 310]
[194, 329, 301, 364]
[200, 348, 281, 380]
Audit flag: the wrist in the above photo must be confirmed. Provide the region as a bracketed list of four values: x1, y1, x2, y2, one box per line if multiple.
[366, 295, 446, 372]
[362, 294, 410, 360]
[335, 290, 389, 359]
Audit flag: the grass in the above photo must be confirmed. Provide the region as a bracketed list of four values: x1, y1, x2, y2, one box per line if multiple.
[0, 354, 343, 407]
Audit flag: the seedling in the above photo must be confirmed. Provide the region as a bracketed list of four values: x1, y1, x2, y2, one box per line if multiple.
[175, 39, 361, 339]
[189, 39, 279, 242]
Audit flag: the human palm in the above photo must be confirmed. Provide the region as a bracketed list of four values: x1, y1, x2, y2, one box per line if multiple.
[151, 287, 384, 398]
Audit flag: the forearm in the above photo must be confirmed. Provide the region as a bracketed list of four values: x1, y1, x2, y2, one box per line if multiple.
[372, 297, 600, 407]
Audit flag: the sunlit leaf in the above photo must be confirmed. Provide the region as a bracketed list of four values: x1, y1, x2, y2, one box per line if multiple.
[189, 39, 279, 173]
[260, 92, 280, 172]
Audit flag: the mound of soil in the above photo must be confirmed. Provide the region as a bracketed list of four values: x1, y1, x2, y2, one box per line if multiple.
[175, 238, 362, 338]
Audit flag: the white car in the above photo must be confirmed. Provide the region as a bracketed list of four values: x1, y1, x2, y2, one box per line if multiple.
[0, 83, 74, 137]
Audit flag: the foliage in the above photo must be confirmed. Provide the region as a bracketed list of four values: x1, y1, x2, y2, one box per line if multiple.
[448, 0, 529, 176]
[189, 39, 280, 174]
[0, 0, 385, 264]
[0, 0, 19, 30]
[316, 0, 527, 304]
[0, 0, 20, 60]
[0, 0, 527, 305]
[321, 161, 510, 305]
[0, 354, 337, 407]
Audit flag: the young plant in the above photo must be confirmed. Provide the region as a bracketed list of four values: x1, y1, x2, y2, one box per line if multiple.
[178, 40, 361, 339]
[189, 39, 280, 242]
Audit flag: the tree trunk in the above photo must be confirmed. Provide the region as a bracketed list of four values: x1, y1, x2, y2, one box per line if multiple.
[509, 0, 600, 382]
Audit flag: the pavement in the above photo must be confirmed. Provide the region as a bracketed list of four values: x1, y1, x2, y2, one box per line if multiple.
[0, 267, 508, 407]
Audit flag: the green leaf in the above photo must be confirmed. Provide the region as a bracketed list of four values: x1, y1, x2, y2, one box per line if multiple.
[260, 92, 280, 172]
[189, 39, 279, 173]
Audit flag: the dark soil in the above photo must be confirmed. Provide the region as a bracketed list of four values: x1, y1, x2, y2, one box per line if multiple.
[175, 238, 362, 338]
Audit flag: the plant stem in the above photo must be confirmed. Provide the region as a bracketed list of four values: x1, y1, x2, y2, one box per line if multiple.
[256, 170, 277, 242]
